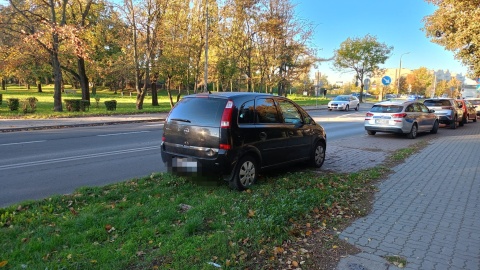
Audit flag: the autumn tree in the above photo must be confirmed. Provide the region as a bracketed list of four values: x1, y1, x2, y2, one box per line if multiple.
[333, 34, 393, 102]
[405, 67, 434, 96]
[423, 0, 480, 78]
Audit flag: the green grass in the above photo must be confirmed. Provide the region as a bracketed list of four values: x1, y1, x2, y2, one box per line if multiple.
[0, 86, 331, 119]
[0, 166, 390, 269]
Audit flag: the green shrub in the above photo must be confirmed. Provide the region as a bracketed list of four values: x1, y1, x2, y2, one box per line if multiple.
[104, 100, 117, 111]
[64, 99, 90, 112]
[22, 97, 39, 113]
[7, 98, 19, 111]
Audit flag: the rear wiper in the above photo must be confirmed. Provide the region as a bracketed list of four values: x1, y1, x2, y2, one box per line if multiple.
[170, 118, 191, 123]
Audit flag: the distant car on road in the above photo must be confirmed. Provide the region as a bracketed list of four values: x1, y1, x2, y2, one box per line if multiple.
[328, 95, 359, 111]
[364, 100, 439, 139]
[423, 98, 464, 129]
[456, 99, 477, 123]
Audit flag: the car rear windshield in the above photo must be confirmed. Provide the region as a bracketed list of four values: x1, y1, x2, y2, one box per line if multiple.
[370, 105, 403, 113]
[167, 97, 227, 127]
[424, 100, 451, 106]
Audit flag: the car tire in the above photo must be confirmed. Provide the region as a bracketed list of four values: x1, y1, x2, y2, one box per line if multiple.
[229, 155, 257, 191]
[430, 120, 439, 134]
[355, 104, 359, 111]
[345, 105, 349, 111]
[474, 117, 477, 123]
[450, 116, 457, 129]
[459, 116, 464, 126]
[310, 141, 326, 168]
[367, 130, 376, 135]
[407, 123, 418, 139]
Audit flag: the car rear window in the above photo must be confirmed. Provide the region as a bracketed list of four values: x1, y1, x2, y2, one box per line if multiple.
[167, 97, 227, 126]
[370, 105, 403, 113]
[424, 100, 451, 106]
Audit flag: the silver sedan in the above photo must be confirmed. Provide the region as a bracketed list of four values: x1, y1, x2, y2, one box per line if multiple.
[328, 95, 360, 111]
[364, 100, 439, 139]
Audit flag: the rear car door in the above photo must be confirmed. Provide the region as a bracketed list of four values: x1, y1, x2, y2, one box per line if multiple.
[253, 97, 291, 167]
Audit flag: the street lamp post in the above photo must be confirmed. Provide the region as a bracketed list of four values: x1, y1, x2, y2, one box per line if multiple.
[397, 52, 410, 96]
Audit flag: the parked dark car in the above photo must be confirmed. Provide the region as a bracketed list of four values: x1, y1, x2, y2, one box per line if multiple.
[161, 92, 327, 190]
[423, 98, 464, 129]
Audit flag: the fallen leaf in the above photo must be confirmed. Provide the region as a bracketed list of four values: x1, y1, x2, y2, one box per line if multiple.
[0, 261, 8, 267]
[69, 207, 78, 216]
[248, 209, 255, 218]
[292, 261, 299, 267]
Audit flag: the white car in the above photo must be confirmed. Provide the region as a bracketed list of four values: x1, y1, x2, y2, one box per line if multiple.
[328, 95, 360, 111]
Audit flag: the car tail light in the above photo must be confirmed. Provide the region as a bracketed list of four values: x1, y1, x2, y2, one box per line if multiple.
[162, 135, 166, 142]
[219, 144, 231, 150]
[392, 113, 407, 118]
[365, 112, 373, 120]
[221, 100, 234, 128]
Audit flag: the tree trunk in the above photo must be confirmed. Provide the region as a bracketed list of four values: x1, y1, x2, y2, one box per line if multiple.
[77, 57, 90, 102]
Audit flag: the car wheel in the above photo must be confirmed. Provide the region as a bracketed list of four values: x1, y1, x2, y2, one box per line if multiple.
[474, 117, 477, 123]
[345, 105, 349, 111]
[229, 155, 257, 191]
[328, 109, 332, 111]
[459, 116, 464, 126]
[450, 116, 457, 129]
[367, 130, 376, 135]
[355, 104, 359, 111]
[407, 123, 418, 139]
[430, 120, 439, 134]
[310, 141, 326, 168]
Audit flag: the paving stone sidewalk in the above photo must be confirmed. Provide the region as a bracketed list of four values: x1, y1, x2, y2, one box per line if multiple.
[336, 123, 480, 270]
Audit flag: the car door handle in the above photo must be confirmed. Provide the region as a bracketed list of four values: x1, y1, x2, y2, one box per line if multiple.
[259, 132, 267, 140]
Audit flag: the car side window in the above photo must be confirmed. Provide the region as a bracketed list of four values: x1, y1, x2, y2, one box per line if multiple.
[418, 103, 429, 113]
[277, 99, 302, 124]
[238, 100, 256, 124]
[405, 105, 414, 112]
[255, 98, 281, 123]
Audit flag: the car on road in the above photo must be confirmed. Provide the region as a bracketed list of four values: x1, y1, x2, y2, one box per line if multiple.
[456, 99, 477, 123]
[364, 100, 439, 139]
[465, 98, 480, 117]
[423, 98, 464, 129]
[160, 92, 327, 191]
[327, 95, 359, 111]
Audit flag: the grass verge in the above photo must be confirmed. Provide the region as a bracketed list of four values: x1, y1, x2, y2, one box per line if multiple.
[0, 141, 429, 269]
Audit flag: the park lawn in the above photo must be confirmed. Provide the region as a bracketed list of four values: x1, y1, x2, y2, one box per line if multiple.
[0, 85, 330, 119]
[0, 166, 388, 269]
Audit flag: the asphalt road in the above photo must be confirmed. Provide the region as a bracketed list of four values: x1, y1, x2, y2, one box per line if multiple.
[0, 108, 369, 208]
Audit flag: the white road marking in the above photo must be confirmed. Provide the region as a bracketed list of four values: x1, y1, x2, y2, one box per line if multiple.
[0, 140, 46, 146]
[97, 131, 151, 137]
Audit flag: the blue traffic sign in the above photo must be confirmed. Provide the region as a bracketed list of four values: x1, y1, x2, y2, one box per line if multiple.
[382, 76, 392, 86]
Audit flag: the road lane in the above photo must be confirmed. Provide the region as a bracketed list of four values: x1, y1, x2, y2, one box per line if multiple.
[0, 111, 366, 208]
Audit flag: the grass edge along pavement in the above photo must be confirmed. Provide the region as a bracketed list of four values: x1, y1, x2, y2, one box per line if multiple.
[0, 140, 430, 270]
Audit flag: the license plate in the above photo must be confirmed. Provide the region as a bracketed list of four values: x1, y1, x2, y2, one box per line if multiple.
[375, 119, 389, 124]
[172, 157, 198, 173]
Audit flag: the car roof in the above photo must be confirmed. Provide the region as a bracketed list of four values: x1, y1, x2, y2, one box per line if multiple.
[183, 92, 275, 99]
[373, 100, 415, 106]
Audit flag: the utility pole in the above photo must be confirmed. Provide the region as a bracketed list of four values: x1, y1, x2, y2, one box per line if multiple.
[397, 52, 410, 95]
[204, 0, 209, 93]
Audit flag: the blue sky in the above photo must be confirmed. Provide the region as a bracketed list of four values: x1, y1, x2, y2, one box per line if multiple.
[294, 0, 468, 83]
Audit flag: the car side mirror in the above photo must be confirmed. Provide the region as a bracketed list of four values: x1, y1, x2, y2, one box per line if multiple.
[429, 109, 435, 113]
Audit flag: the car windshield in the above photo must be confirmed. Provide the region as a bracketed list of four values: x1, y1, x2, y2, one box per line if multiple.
[334, 96, 349, 101]
[370, 105, 403, 113]
[424, 100, 451, 106]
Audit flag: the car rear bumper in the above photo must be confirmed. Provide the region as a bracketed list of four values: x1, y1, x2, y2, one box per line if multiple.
[161, 144, 232, 177]
[365, 126, 404, 134]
